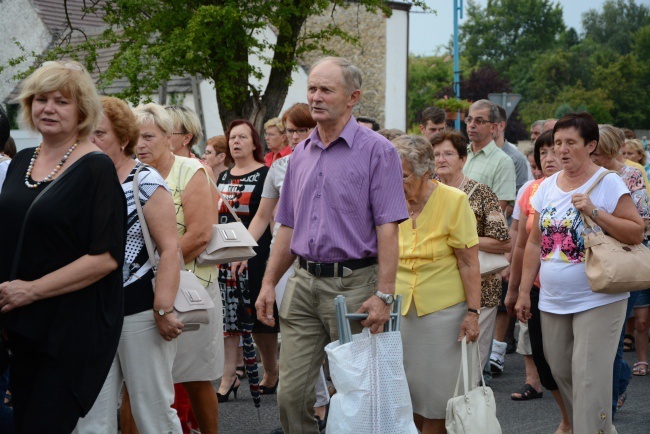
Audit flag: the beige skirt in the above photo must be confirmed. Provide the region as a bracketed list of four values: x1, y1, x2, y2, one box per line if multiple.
[401, 301, 466, 419]
[172, 281, 225, 383]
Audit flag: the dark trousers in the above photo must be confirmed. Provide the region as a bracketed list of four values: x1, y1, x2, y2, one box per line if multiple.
[528, 286, 559, 391]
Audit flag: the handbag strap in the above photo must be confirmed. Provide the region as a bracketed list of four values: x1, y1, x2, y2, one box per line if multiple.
[578, 169, 617, 230]
[466, 182, 480, 200]
[10, 151, 101, 279]
[453, 337, 488, 397]
[132, 164, 186, 271]
[208, 172, 242, 223]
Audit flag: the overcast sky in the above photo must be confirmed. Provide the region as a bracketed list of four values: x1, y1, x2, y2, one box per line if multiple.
[409, 0, 650, 55]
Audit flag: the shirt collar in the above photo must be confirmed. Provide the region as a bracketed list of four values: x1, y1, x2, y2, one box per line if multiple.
[469, 140, 497, 156]
[304, 116, 358, 150]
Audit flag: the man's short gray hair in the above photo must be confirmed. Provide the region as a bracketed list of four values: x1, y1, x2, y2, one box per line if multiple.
[470, 99, 500, 123]
[311, 56, 362, 94]
[392, 135, 434, 177]
[531, 120, 546, 130]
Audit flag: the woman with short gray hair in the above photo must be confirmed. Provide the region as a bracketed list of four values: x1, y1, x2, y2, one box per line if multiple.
[393, 135, 481, 434]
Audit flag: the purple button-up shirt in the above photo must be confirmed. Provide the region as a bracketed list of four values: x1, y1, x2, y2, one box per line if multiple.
[275, 117, 408, 262]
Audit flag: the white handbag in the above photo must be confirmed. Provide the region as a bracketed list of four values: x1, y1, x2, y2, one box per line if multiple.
[466, 183, 510, 277]
[133, 165, 214, 328]
[195, 175, 258, 266]
[478, 250, 510, 277]
[445, 338, 502, 434]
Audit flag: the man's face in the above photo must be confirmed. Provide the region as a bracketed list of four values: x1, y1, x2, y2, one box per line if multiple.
[307, 61, 358, 126]
[420, 120, 446, 141]
[466, 107, 496, 147]
[530, 124, 543, 141]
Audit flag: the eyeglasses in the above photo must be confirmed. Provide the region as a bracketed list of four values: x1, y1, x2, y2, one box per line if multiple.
[434, 151, 458, 160]
[286, 128, 310, 135]
[403, 172, 414, 182]
[172, 132, 188, 136]
[40, 60, 83, 71]
[465, 116, 492, 126]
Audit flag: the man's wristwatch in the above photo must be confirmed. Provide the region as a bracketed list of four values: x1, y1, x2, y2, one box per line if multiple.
[154, 308, 174, 316]
[374, 291, 395, 306]
[468, 308, 481, 315]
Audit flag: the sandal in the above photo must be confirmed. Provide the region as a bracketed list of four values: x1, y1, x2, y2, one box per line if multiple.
[623, 334, 636, 352]
[511, 383, 543, 401]
[236, 365, 247, 380]
[633, 361, 648, 376]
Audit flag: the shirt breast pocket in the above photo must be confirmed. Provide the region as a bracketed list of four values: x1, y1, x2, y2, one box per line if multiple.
[323, 172, 365, 213]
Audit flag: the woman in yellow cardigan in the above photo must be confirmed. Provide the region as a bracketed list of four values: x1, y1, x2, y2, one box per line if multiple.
[393, 135, 481, 434]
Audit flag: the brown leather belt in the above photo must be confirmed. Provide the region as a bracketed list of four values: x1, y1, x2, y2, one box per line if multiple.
[298, 257, 377, 277]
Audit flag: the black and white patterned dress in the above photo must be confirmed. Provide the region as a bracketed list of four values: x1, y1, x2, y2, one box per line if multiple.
[122, 163, 171, 316]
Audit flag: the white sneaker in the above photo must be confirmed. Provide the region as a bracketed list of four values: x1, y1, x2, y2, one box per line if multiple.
[489, 339, 507, 373]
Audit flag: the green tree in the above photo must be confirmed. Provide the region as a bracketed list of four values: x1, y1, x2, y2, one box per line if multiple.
[407, 55, 453, 125]
[582, 0, 650, 54]
[592, 54, 649, 128]
[4, 0, 426, 133]
[459, 0, 565, 77]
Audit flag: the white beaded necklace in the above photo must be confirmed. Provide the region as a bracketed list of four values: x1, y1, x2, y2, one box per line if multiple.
[24, 141, 79, 188]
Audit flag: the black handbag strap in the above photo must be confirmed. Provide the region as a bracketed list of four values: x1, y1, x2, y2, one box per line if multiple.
[10, 151, 102, 279]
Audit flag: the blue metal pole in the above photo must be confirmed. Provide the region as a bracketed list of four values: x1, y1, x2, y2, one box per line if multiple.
[453, 0, 463, 130]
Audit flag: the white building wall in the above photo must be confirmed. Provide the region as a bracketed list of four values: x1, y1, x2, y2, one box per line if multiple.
[384, 8, 409, 130]
[0, 0, 52, 104]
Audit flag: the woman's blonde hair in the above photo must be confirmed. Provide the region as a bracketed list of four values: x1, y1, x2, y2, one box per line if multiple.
[165, 105, 203, 147]
[18, 60, 102, 140]
[264, 117, 285, 133]
[133, 103, 174, 137]
[625, 139, 646, 166]
[597, 124, 624, 159]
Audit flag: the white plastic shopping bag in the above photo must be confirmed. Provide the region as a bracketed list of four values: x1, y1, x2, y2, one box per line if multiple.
[324, 329, 418, 434]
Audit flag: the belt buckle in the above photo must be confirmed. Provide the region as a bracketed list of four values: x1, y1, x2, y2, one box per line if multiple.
[314, 263, 321, 276]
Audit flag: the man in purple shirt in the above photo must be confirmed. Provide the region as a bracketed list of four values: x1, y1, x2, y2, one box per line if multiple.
[255, 57, 408, 433]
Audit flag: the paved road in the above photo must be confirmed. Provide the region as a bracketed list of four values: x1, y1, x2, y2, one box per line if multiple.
[216, 346, 649, 433]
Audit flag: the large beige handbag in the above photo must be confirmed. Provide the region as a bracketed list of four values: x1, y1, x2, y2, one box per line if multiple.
[580, 170, 650, 294]
[133, 165, 214, 327]
[195, 176, 258, 266]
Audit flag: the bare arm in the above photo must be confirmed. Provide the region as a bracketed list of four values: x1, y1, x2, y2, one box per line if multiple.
[478, 236, 511, 253]
[180, 168, 213, 263]
[247, 197, 278, 242]
[143, 186, 184, 339]
[505, 215, 529, 316]
[357, 223, 399, 334]
[256, 225, 296, 326]
[573, 193, 645, 245]
[515, 212, 542, 323]
[453, 244, 481, 342]
[0, 252, 118, 313]
[231, 196, 279, 275]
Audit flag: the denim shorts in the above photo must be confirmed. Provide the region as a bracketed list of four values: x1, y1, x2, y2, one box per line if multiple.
[634, 288, 650, 308]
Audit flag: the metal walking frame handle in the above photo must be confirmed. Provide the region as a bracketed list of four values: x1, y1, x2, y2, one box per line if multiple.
[334, 294, 402, 344]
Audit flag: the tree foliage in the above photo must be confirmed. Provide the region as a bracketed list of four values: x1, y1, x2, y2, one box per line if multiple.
[5, 0, 426, 133]
[459, 0, 565, 77]
[582, 0, 650, 54]
[449, 0, 650, 129]
[407, 55, 453, 125]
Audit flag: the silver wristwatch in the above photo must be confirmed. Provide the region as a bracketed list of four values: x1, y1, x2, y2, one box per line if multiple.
[374, 291, 395, 306]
